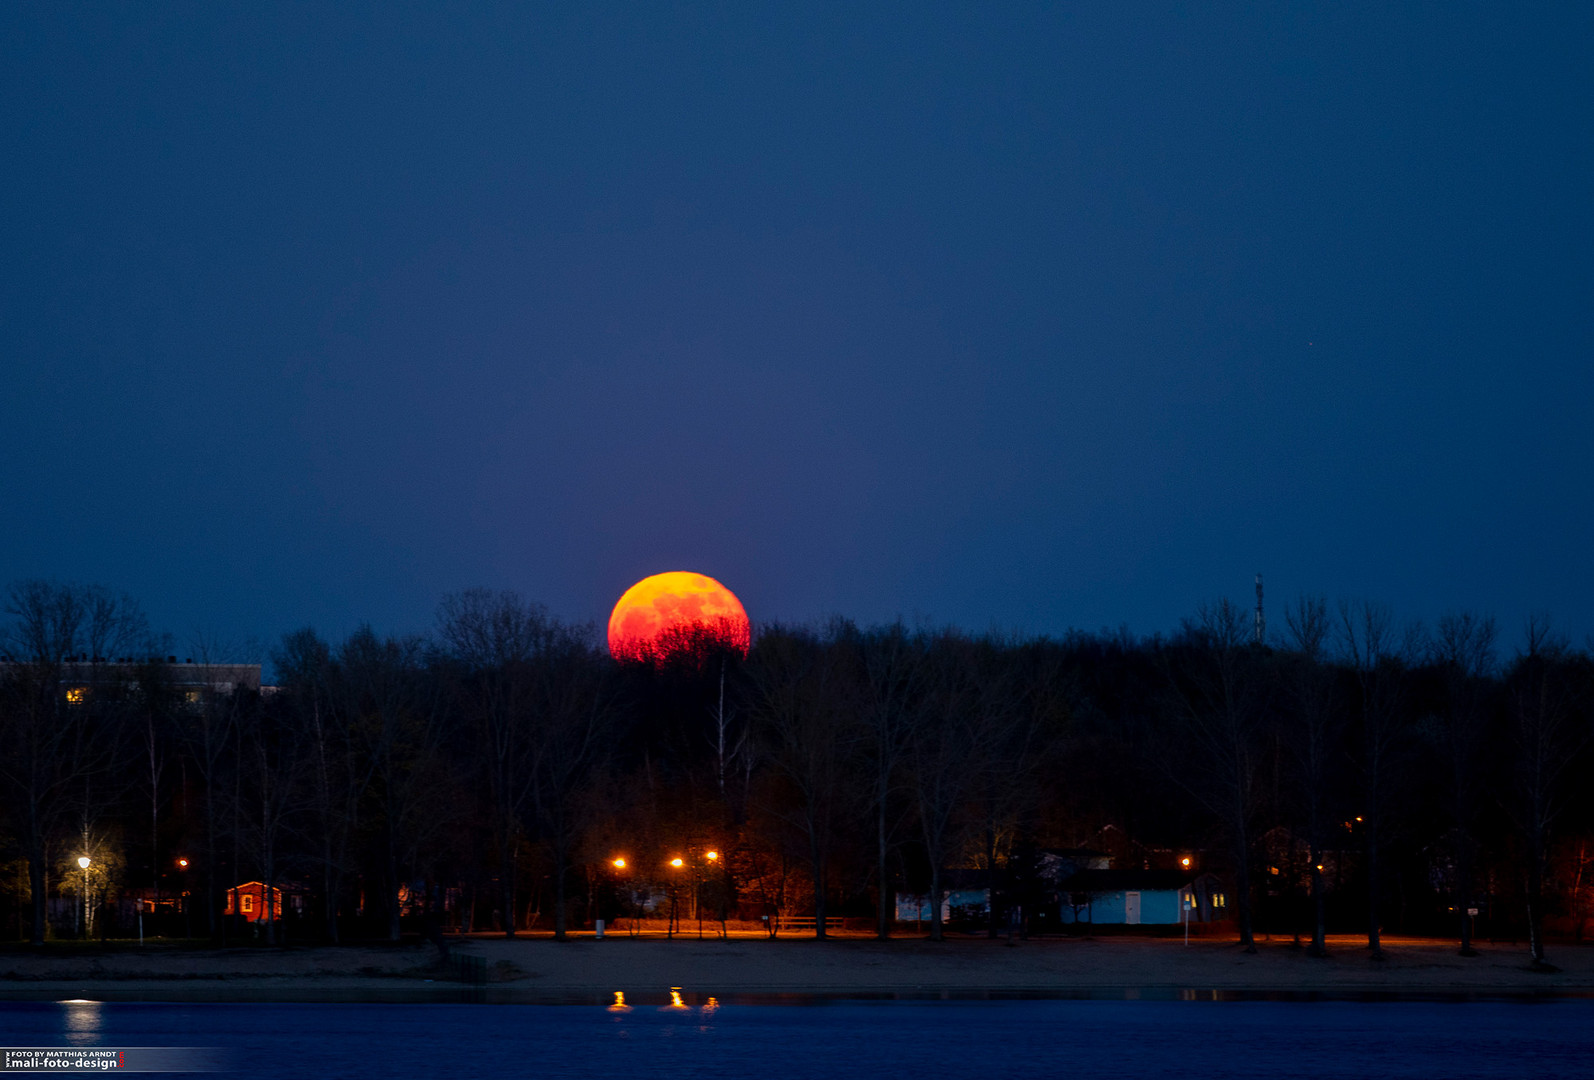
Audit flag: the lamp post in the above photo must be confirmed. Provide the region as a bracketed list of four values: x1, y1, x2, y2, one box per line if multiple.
[703, 851, 718, 939]
[605, 858, 626, 937]
[668, 858, 684, 938]
[177, 859, 191, 939]
[1180, 857, 1192, 946]
[77, 857, 91, 939]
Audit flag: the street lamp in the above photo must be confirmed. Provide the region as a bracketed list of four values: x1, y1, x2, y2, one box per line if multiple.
[176, 858, 191, 938]
[666, 858, 685, 938]
[77, 857, 91, 938]
[699, 852, 721, 938]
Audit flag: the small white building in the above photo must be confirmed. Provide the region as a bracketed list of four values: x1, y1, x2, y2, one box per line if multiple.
[894, 887, 990, 923]
[1058, 870, 1227, 925]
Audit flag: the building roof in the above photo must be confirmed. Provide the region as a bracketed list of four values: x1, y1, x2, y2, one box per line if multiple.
[1042, 848, 1110, 859]
[0, 659, 261, 692]
[1060, 869, 1205, 892]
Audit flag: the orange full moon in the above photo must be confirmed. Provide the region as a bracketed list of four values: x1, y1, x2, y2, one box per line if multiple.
[607, 571, 751, 664]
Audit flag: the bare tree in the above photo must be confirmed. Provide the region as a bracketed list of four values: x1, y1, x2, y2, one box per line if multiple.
[968, 638, 1055, 939]
[236, 687, 304, 945]
[745, 625, 858, 939]
[907, 632, 1014, 943]
[274, 630, 358, 943]
[1428, 612, 1497, 956]
[1281, 596, 1340, 957]
[0, 581, 148, 944]
[847, 621, 927, 940]
[1338, 600, 1419, 960]
[1503, 616, 1591, 969]
[175, 640, 245, 942]
[130, 662, 174, 922]
[1165, 600, 1266, 953]
[527, 633, 624, 941]
[335, 628, 450, 942]
[435, 590, 559, 937]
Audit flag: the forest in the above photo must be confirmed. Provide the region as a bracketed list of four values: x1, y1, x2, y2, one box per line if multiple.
[2, 580, 1591, 965]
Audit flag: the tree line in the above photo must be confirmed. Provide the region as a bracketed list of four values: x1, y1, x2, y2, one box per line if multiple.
[2, 580, 1591, 965]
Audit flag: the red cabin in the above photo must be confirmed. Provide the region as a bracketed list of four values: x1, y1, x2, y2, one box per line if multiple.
[224, 881, 286, 922]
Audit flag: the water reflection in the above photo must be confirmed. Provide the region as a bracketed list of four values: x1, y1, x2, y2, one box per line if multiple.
[59, 1000, 103, 1046]
[1, 998, 1589, 1080]
[697, 995, 719, 1034]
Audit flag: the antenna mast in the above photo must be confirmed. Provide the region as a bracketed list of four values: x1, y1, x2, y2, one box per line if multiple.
[1254, 573, 1265, 646]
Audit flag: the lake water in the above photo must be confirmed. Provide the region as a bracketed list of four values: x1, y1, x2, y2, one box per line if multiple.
[2, 995, 1592, 1078]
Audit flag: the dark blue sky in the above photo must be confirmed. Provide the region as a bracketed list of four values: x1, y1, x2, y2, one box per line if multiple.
[4, 3, 1591, 651]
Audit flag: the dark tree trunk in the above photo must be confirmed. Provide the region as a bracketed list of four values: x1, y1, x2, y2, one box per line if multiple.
[386, 837, 401, 942]
[204, 771, 221, 943]
[27, 850, 46, 946]
[1365, 819, 1383, 958]
[1527, 838, 1549, 966]
[928, 862, 944, 942]
[812, 836, 828, 939]
[1233, 824, 1256, 953]
[425, 882, 450, 964]
[1309, 858, 1326, 957]
[1456, 831, 1476, 956]
[553, 847, 569, 941]
[322, 855, 340, 945]
[263, 867, 276, 947]
[209, 863, 220, 946]
[501, 834, 517, 937]
[985, 826, 999, 939]
[875, 797, 891, 940]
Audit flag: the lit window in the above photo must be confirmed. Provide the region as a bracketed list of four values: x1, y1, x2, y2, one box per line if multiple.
[241, 895, 253, 913]
[65, 687, 87, 706]
[184, 689, 202, 704]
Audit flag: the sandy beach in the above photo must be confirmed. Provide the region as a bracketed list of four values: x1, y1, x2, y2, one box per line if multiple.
[3, 934, 1591, 1000]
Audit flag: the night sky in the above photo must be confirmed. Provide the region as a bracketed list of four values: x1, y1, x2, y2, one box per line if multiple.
[4, 4, 1591, 652]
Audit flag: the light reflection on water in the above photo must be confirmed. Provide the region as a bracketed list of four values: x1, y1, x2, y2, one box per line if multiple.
[1, 996, 1591, 1079]
[59, 1000, 103, 1046]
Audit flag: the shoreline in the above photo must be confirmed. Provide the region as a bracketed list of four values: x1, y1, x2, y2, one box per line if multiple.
[4, 935, 1593, 1002]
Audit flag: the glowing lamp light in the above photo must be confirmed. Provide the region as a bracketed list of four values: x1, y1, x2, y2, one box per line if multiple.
[705, 851, 718, 861]
[612, 858, 626, 870]
[1180, 857, 1191, 868]
[669, 857, 684, 868]
[77, 857, 91, 870]
[177, 858, 189, 869]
